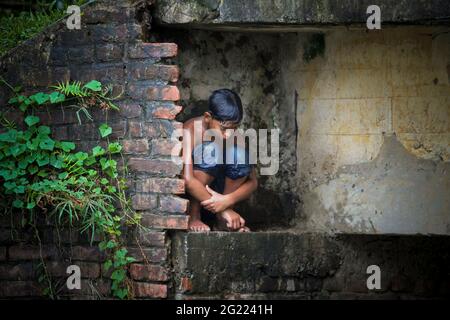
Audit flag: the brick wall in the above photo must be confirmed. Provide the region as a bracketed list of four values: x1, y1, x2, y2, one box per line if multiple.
[0, 0, 187, 299]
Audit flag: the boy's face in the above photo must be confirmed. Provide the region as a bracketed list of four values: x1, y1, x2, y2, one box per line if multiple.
[204, 112, 239, 140]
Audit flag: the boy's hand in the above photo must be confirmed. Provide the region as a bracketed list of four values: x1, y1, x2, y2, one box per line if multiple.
[201, 185, 233, 213]
[217, 208, 245, 230]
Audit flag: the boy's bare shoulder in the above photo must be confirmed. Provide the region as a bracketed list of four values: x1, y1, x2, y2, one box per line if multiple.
[183, 116, 203, 130]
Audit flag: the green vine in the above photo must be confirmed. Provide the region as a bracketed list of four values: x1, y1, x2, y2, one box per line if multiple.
[0, 78, 141, 299]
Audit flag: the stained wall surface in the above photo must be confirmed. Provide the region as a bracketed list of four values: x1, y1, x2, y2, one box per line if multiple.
[284, 27, 450, 234]
[158, 26, 450, 234]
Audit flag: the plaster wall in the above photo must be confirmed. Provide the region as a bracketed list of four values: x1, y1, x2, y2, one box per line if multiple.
[158, 26, 450, 234]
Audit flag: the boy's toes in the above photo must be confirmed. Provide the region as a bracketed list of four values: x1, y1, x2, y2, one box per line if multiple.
[238, 226, 251, 232]
[188, 218, 211, 232]
[190, 222, 210, 232]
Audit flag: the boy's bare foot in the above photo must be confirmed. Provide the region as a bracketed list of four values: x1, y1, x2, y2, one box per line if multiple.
[189, 217, 211, 232]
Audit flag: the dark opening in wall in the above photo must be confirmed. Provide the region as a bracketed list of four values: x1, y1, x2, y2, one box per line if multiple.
[152, 26, 302, 231]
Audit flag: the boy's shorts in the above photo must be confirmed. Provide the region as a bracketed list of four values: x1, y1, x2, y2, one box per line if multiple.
[192, 141, 252, 224]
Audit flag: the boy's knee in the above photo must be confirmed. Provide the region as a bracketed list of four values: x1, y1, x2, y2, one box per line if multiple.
[224, 145, 252, 180]
[192, 141, 222, 177]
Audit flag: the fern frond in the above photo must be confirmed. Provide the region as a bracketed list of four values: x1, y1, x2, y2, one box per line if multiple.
[53, 80, 90, 97]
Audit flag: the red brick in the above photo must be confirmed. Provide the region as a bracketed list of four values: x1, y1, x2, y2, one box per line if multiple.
[141, 214, 188, 230]
[159, 195, 189, 214]
[122, 139, 149, 154]
[160, 65, 179, 82]
[136, 178, 184, 194]
[9, 245, 57, 261]
[136, 230, 166, 247]
[128, 122, 162, 139]
[147, 86, 180, 101]
[180, 276, 193, 293]
[95, 43, 123, 62]
[129, 64, 179, 82]
[126, 84, 145, 100]
[128, 158, 182, 176]
[72, 65, 124, 83]
[117, 102, 143, 118]
[129, 119, 182, 139]
[129, 43, 177, 59]
[151, 104, 182, 120]
[129, 121, 143, 137]
[109, 120, 127, 139]
[142, 123, 162, 138]
[132, 194, 158, 210]
[126, 84, 179, 102]
[133, 282, 167, 298]
[129, 264, 168, 282]
[150, 139, 181, 156]
[127, 247, 167, 263]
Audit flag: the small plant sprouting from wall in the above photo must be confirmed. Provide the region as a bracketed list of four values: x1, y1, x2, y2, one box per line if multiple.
[303, 33, 325, 63]
[0, 78, 142, 299]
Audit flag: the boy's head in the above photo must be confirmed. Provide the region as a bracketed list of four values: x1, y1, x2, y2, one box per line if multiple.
[204, 89, 243, 139]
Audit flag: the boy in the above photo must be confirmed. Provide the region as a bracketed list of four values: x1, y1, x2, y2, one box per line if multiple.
[182, 89, 258, 232]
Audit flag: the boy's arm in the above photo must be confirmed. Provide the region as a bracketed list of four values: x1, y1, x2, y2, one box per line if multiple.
[182, 125, 211, 202]
[183, 162, 212, 202]
[201, 168, 258, 213]
[226, 168, 258, 206]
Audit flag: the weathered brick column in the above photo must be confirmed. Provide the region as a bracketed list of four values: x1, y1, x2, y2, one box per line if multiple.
[122, 14, 188, 301]
[0, 0, 187, 299]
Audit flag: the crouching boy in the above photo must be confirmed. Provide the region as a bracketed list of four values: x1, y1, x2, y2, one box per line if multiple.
[182, 89, 257, 232]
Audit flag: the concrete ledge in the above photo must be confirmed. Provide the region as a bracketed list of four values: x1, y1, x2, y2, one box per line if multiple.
[154, 0, 450, 28]
[172, 231, 450, 299]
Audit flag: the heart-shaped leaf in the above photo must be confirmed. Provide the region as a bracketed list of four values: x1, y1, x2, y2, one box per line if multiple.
[108, 142, 122, 154]
[99, 123, 112, 138]
[83, 80, 102, 92]
[24, 115, 40, 127]
[49, 91, 65, 103]
[30, 92, 49, 105]
[39, 137, 55, 151]
[59, 141, 75, 152]
[92, 146, 105, 157]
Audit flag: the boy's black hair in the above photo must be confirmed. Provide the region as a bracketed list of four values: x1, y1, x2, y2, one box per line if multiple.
[208, 89, 243, 123]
